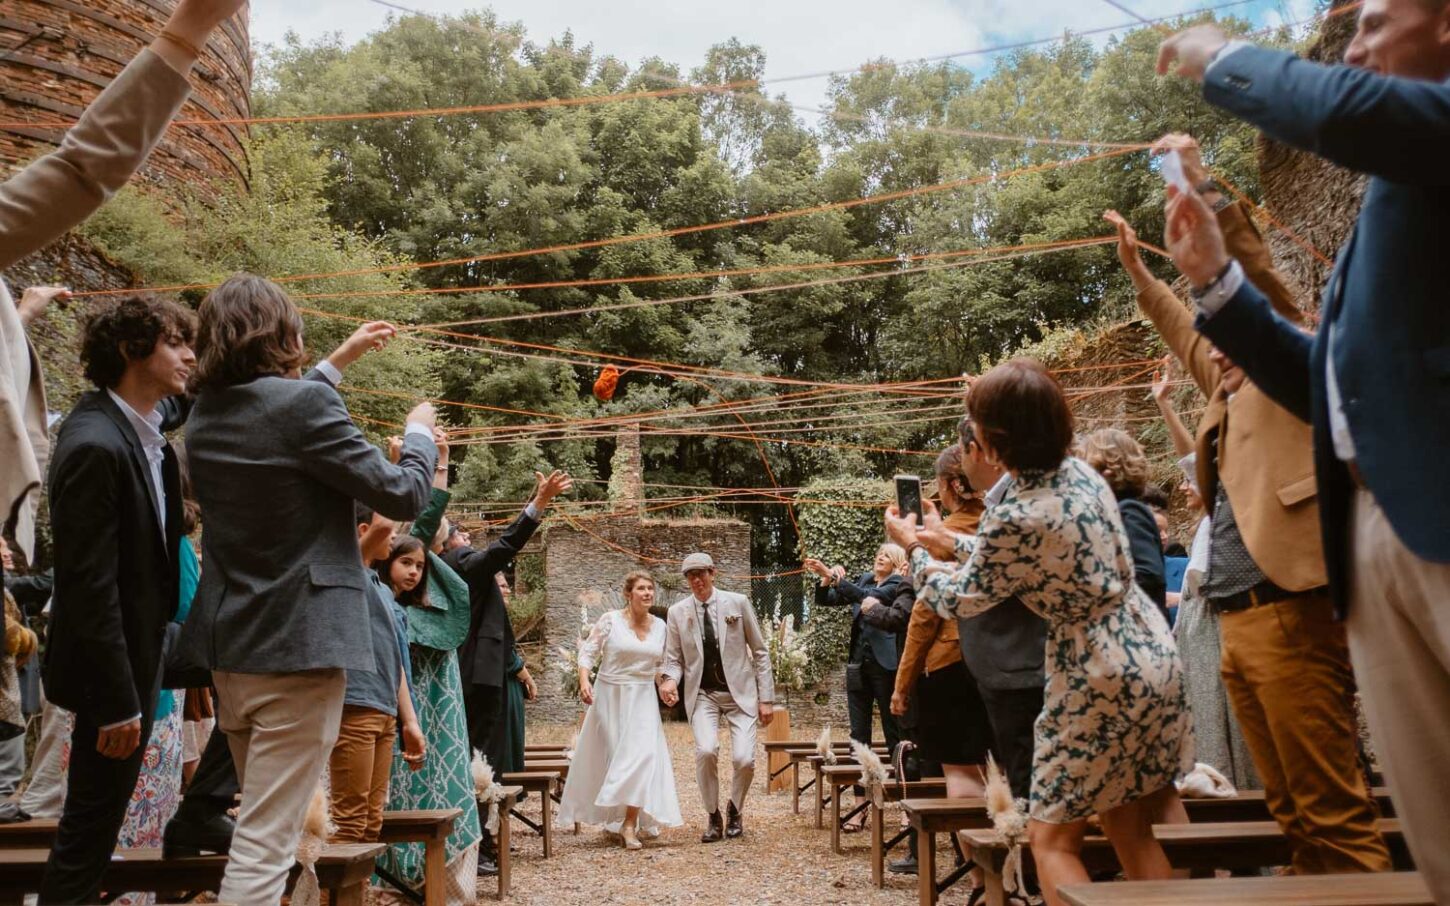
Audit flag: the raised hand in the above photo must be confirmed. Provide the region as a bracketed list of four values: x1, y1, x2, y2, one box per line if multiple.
[1151, 355, 1174, 402]
[387, 436, 403, 464]
[433, 428, 450, 466]
[1103, 210, 1153, 291]
[1156, 24, 1230, 82]
[1151, 134, 1209, 189]
[1165, 186, 1231, 291]
[802, 558, 833, 584]
[165, 0, 250, 44]
[17, 286, 70, 326]
[326, 321, 397, 372]
[533, 470, 573, 511]
[406, 401, 437, 431]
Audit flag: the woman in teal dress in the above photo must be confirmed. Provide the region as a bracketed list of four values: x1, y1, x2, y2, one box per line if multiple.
[375, 470, 483, 901]
[886, 359, 1192, 906]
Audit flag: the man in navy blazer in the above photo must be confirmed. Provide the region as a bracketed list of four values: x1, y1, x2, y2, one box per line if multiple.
[1159, 3, 1450, 895]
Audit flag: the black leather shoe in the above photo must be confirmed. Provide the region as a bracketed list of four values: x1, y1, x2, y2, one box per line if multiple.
[700, 810, 724, 843]
[477, 856, 499, 877]
[161, 807, 235, 859]
[888, 855, 918, 875]
[725, 802, 743, 839]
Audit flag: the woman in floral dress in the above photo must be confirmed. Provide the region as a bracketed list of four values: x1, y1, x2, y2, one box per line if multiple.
[886, 359, 1192, 906]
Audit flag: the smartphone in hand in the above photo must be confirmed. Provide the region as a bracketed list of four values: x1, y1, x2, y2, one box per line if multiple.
[894, 474, 923, 527]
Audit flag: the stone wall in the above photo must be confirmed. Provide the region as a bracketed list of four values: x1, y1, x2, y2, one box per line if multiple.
[534, 515, 751, 724]
[0, 1, 251, 193]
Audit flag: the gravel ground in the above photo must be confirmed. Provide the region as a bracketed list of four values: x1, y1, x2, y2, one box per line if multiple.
[483, 721, 962, 906]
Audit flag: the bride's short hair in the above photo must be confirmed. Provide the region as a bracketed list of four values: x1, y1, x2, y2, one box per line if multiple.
[623, 570, 656, 597]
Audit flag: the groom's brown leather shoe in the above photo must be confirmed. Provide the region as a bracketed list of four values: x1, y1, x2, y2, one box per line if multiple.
[700, 810, 724, 843]
[725, 802, 743, 839]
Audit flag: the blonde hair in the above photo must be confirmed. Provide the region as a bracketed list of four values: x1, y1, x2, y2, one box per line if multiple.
[877, 543, 908, 573]
[1081, 428, 1150, 498]
[623, 570, 656, 598]
[431, 517, 451, 552]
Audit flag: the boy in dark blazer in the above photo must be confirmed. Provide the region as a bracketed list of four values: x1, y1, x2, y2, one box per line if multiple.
[40, 297, 196, 903]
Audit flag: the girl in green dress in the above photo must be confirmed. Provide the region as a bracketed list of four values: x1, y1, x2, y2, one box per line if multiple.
[375, 483, 482, 901]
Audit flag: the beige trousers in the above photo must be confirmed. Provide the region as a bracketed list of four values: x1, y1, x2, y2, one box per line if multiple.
[690, 690, 756, 815]
[214, 669, 347, 905]
[1346, 489, 1450, 898]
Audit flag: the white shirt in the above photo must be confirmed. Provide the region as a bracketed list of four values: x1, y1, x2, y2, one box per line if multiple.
[984, 472, 1013, 508]
[105, 389, 167, 538]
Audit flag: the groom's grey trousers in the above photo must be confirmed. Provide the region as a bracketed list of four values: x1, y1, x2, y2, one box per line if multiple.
[690, 690, 756, 813]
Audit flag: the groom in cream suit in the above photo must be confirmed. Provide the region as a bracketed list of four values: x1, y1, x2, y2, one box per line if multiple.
[660, 552, 774, 842]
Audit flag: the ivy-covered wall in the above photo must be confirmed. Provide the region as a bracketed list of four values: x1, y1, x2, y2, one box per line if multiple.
[795, 478, 894, 681]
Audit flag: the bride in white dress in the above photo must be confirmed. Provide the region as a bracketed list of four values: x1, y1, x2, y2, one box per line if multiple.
[558, 571, 682, 849]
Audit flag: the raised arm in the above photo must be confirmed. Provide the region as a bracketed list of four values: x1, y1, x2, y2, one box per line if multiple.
[909, 505, 1026, 621]
[1204, 45, 1450, 186]
[0, 0, 248, 268]
[292, 383, 436, 521]
[1151, 359, 1196, 458]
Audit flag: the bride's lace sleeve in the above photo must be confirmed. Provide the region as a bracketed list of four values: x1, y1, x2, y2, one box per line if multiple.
[578, 611, 612, 674]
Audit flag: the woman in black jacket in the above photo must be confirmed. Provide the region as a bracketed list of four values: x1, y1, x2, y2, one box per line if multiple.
[1082, 429, 1168, 616]
[803, 545, 907, 758]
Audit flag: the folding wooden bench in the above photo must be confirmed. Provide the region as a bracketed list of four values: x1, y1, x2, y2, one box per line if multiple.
[809, 750, 890, 830]
[0, 842, 383, 904]
[0, 809, 468, 906]
[902, 790, 1398, 905]
[962, 819, 1412, 906]
[867, 779, 947, 887]
[1058, 871, 1432, 906]
[501, 770, 562, 857]
[374, 808, 464, 906]
[475, 785, 521, 900]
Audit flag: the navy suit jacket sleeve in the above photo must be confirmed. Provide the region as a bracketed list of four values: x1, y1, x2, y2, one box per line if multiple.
[1119, 499, 1167, 611]
[447, 509, 540, 583]
[1196, 279, 1316, 424]
[1205, 45, 1450, 185]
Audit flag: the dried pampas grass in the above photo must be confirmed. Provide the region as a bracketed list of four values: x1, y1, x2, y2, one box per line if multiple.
[982, 753, 1029, 895]
[815, 726, 836, 766]
[851, 741, 888, 809]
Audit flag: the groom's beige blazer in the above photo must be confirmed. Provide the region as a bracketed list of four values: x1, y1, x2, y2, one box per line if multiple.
[661, 589, 775, 720]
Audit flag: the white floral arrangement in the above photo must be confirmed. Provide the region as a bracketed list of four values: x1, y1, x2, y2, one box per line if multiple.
[767, 617, 812, 692]
[291, 782, 334, 906]
[852, 740, 889, 809]
[554, 591, 609, 699]
[815, 726, 837, 766]
[472, 750, 506, 834]
[983, 753, 1030, 896]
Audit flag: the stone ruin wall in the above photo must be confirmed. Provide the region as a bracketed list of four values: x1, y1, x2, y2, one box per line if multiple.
[0, 0, 251, 193]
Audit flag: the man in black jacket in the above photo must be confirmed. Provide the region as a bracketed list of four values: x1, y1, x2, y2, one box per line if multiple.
[444, 468, 570, 875]
[39, 297, 195, 903]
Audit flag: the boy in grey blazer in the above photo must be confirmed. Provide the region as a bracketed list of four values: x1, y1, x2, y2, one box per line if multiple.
[181, 274, 437, 905]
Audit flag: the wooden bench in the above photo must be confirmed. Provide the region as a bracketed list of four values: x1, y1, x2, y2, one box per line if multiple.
[809, 753, 889, 830]
[0, 810, 465, 906]
[868, 780, 947, 887]
[901, 791, 1398, 905]
[763, 740, 886, 812]
[0, 842, 383, 904]
[962, 820, 1413, 906]
[474, 785, 521, 900]
[1058, 871, 1432, 905]
[375, 808, 463, 906]
[501, 771, 561, 858]
[820, 763, 903, 854]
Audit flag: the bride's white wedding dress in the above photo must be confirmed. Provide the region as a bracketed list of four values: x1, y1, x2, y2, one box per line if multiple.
[558, 610, 682, 836]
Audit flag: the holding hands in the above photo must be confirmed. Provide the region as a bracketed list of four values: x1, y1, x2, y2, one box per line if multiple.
[658, 678, 679, 708]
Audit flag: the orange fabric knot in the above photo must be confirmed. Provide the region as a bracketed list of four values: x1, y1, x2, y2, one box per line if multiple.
[593, 366, 620, 402]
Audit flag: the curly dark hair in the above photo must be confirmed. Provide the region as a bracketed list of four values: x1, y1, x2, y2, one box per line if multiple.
[80, 297, 196, 391]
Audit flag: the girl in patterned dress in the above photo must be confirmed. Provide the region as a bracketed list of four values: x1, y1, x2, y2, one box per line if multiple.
[886, 359, 1193, 906]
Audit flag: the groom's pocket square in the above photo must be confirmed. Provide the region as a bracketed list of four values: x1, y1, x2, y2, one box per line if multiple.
[725, 614, 741, 626]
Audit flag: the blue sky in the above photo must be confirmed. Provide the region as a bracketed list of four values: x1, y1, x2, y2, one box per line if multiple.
[248, 0, 1321, 112]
